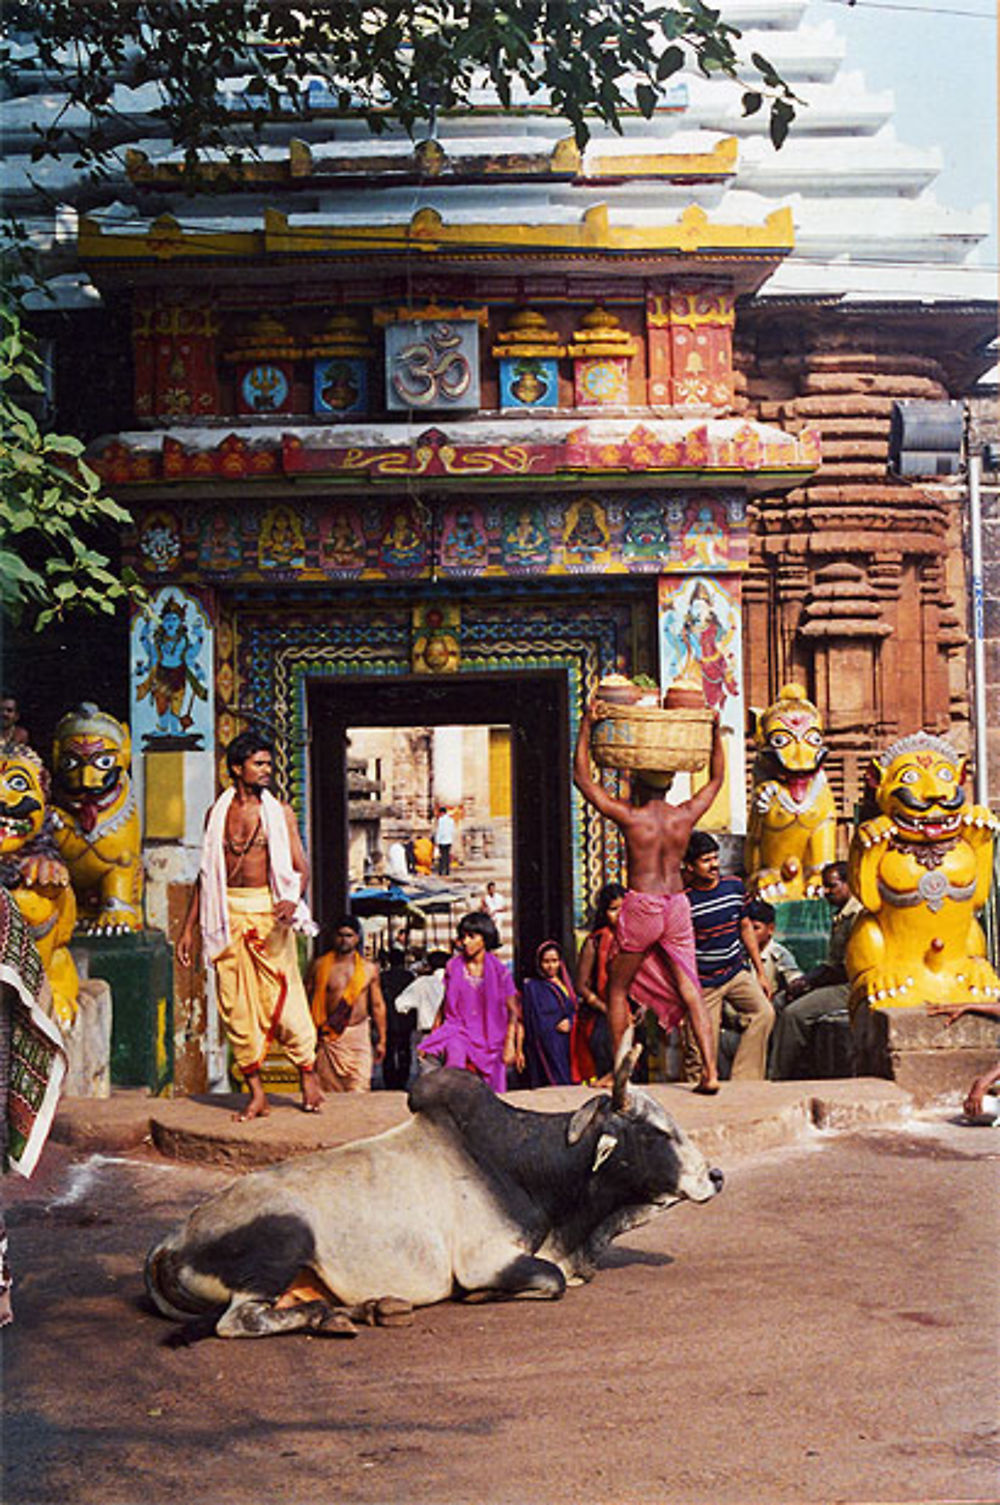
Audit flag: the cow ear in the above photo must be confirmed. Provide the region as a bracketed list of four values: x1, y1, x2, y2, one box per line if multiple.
[567, 1096, 606, 1145]
[591, 1131, 619, 1173]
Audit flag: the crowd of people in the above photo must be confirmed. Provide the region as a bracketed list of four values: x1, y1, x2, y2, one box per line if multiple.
[172, 723, 1000, 1115]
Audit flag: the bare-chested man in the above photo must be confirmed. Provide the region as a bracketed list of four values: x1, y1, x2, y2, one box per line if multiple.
[177, 731, 323, 1121]
[573, 698, 724, 1092]
[307, 916, 386, 1092]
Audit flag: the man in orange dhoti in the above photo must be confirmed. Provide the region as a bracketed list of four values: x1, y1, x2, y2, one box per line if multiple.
[308, 916, 386, 1092]
[177, 732, 323, 1121]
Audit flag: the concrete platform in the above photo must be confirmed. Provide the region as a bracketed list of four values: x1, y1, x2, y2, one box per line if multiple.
[51, 1075, 916, 1171]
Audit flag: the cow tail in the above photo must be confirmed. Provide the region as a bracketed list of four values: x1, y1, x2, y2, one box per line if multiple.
[145, 1242, 222, 1323]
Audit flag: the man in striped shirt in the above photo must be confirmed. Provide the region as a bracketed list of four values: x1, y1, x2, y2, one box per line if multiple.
[681, 831, 774, 1081]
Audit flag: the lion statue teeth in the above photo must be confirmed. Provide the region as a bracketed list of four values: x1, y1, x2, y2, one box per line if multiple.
[50, 703, 144, 935]
[846, 732, 1000, 1012]
[0, 746, 79, 1024]
[745, 683, 837, 902]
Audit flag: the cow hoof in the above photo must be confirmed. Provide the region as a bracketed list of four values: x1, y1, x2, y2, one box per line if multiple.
[348, 1297, 414, 1328]
[314, 1309, 358, 1338]
[374, 1296, 414, 1328]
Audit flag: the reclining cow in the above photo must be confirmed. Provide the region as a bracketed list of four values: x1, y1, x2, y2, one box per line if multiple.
[145, 1047, 723, 1343]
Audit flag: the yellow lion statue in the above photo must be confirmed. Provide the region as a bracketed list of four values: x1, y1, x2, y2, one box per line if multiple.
[745, 683, 837, 901]
[51, 704, 144, 934]
[846, 732, 999, 1011]
[0, 746, 80, 1023]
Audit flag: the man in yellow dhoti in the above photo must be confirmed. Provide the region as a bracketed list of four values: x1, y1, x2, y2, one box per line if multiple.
[308, 915, 386, 1092]
[177, 732, 323, 1121]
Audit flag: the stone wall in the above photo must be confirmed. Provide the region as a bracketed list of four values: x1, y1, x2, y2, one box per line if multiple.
[735, 307, 982, 835]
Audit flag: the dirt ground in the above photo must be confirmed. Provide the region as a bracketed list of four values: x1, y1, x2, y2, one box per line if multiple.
[3, 1116, 998, 1505]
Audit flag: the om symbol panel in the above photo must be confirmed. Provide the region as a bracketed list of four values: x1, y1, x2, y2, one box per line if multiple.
[384, 320, 481, 413]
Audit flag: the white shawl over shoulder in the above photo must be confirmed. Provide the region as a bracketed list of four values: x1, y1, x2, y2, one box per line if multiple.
[199, 787, 317, 961]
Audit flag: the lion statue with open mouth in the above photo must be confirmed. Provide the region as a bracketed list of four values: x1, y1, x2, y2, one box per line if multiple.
[51, 704, 143, 934]
[846, 732, 999, 1012]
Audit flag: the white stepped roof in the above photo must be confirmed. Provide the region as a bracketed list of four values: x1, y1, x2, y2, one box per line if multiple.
[4, 1, 993, 310]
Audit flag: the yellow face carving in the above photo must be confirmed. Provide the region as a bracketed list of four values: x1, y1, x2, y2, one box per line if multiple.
[875, 742, 967, 843]
[0, 750, 47, 854]
[757, 683, 827, 777]
[53, 706, 131, 806]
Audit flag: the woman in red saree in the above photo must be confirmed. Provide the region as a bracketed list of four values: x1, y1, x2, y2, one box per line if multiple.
[572, 883, 625, 1083]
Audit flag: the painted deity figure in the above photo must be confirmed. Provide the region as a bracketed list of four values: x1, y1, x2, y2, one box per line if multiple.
[565, 498, 607, 555]
[672, 582, 737, 710]
[198, 509, 241, 572]
[846, 733, 999, 1012]
[0, 746, 79, 1022]
[134, 596, 208, 742]
[51, 704, 144, 934]
[745, 683, 837, 901]
[259, 506, 305, 570]
[502, 506, 549, 566]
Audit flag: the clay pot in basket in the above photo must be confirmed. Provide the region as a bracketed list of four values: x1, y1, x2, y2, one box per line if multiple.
[596, 675, 646, 707]
[662, 679, 706, 710]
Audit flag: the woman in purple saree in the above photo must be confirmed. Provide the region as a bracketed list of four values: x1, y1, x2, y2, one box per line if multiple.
[418, 912, 521, 1093]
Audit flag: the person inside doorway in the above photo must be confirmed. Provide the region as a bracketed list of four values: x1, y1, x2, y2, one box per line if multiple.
[380, 945, 416, 1090]
[434, 806, 456, 876]
[412, 830, 434, 876]
[418, 912, 521, 1091]
[479, 880, 507, 941]
[308, 915, 387, 1093]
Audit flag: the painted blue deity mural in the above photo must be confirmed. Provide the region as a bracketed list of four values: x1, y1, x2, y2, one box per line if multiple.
[131, 588, 213, 751]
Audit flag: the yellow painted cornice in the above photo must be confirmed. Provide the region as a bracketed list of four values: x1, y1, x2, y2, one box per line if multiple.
[79, 202, 794, 263]
[262, 203, 794, 257]
[79, 212, 263, 260]
[586, 137, 739, 180]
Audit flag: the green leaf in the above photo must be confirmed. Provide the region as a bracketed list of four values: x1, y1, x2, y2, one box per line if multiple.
[657, 45, 685, 80]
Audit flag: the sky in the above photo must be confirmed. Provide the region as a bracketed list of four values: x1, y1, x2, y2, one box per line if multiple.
[802, 0, 998, 262]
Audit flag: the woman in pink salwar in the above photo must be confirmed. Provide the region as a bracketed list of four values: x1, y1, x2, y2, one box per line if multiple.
[418, 912, 522, 1093]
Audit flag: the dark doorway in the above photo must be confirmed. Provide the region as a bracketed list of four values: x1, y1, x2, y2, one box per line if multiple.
[308, 672, 572, 978]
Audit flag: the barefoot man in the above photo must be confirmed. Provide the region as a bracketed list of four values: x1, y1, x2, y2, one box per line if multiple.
[177, 731, 323, 1121]
[307, 916, 387, 1092]
[573, 699, 724, 1092]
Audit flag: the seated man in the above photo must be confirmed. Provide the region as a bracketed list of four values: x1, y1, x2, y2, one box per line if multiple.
[768, 861, 862, 1080]
[748, 899, 804, 1004]
[718, 898, 803, 1079]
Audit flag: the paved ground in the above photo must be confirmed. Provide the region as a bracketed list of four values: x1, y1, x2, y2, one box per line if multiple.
[4, 1082, 999, 1505]
[49, 1076, 914, 1170]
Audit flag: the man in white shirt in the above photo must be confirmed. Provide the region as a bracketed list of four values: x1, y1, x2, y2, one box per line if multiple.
[480, 880, 507, 940]
[433, 807, 456, 876]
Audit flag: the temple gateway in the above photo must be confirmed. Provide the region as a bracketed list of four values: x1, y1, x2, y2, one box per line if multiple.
[6, 0, 995, 1091]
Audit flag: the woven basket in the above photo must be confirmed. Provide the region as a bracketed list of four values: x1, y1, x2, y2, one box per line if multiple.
[591, 700, 713, 774]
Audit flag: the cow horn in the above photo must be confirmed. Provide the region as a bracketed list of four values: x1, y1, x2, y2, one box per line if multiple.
[611, 1028, 642, 1112]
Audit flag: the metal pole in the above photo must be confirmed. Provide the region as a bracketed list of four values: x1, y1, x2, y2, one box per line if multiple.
[968, 450, 989, 805]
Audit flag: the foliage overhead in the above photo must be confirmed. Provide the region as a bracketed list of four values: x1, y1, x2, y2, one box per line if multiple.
[3, 0, 799, 168]
[0, 307, 141, 631]
[1, 3, 797, 630]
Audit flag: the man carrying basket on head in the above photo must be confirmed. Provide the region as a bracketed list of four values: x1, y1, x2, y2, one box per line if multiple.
[574, 697, 724, 1093]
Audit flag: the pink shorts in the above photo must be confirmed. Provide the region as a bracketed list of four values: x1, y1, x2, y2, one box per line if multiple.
[616, 890, 699, 1031]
